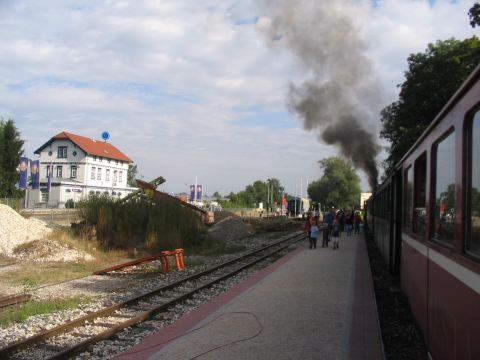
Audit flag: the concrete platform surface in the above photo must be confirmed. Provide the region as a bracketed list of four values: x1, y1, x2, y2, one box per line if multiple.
[112, 233, 384, 360]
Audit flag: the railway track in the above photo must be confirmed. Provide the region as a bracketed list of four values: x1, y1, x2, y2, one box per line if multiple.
[0, 231, 306, 360]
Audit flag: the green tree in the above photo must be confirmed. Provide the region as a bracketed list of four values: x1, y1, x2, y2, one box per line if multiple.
[307, 157, 361, 209]
[127, 164, 138, 187]
[212, 191, 221, 199]
[380, 37, 480, 173]
[0, 119, 25, 197]
[220, 179, 285, 208]
[469, 2, 480, 27]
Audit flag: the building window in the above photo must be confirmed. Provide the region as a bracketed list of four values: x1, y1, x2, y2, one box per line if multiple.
[108, 159, 111, 163]
[467, 112, 480, 258]
[413, 154, 427, 237]
[56, 165, 63, 178]
[71, 166, 77, 179]
[432, 130, 455, 246]
[119, 171, 123, 182]
[116, 160, 119, 165]
[99, 157, 103, 162]
[93, 156, 97, 161]
[97, 168, 101, 180]
[113, 170, 118, 182]
[404, 166, 413, 230]
[91, 167, 96, 180]
[106, 169, 110, 181]
[58, 146, 67, 158]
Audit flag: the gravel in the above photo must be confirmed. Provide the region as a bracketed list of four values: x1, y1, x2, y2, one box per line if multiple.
[365, 234, 429, 359]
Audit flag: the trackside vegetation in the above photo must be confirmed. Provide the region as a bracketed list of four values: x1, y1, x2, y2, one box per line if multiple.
[0, 297, 89, 328]
[76, 195, 207, 252]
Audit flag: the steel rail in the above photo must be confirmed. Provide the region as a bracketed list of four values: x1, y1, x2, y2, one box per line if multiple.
[0, 294, 32, 308]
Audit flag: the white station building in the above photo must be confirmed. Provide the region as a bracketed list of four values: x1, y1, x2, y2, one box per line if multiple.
[28, 131, 136, 208]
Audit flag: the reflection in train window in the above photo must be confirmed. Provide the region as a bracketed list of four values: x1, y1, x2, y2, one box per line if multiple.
[467, 112, 480, 257]
[432, 131, 455, 246]
[413, 154, 427, 237]
[404, 166, 413, 230]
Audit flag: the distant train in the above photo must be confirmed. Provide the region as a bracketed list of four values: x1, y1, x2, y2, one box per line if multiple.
[365, 65, 480, 360]
[287, 197, 310, 217]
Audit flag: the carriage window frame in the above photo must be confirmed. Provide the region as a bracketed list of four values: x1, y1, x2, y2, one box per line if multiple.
[466, 111, 480, 259]
[413, 153, 427, 237]
[404, 165, 413, 230]
[431, 128, 456, 247]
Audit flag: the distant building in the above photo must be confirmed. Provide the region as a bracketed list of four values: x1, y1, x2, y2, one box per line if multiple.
[28, 131, 136, 208]
[359, 192, 372, 210]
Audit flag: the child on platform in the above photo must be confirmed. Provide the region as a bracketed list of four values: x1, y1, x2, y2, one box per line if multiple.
[309, 220, 319, 249]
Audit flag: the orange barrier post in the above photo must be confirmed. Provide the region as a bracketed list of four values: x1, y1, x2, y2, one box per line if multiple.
[175, 248, 185, 270]
[161, 251, 171, 273]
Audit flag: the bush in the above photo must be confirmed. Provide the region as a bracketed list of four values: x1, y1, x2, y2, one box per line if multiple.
[76, 195, 207, 251]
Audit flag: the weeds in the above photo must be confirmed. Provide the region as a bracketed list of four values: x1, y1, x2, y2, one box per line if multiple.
[0, 297, 90, 328]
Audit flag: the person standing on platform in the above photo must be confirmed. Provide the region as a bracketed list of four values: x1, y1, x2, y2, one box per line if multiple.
[309, 219, 319, 249]
[322, 225, 329, 248]
[304, 212, 313, 240]
[354, 211, 361, 234]
[323, 207, 335, 247]
[331, 219, 340, 249]
[345, 210, 353, 236]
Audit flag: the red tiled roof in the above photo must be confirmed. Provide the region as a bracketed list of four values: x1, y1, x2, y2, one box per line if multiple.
[35, 131, 133, 163]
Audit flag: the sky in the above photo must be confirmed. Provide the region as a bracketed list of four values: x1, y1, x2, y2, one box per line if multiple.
[0, 0, 477, 196]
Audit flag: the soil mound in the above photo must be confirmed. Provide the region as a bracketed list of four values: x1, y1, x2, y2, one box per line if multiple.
[208, 214, 254, 242]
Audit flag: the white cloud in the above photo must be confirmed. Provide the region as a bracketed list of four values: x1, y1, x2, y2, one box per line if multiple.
[0, 0, 477, 195]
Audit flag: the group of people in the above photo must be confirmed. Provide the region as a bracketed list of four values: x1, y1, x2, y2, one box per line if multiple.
[304, 208, 362, 250]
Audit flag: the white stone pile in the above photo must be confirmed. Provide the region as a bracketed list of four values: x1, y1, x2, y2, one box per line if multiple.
[0, 204, 52, 257]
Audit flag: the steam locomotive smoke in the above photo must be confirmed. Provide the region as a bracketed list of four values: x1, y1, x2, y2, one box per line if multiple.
[258, 1, 382, 190]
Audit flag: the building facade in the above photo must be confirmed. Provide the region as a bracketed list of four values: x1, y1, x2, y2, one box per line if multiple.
[28, 131, 136, 207]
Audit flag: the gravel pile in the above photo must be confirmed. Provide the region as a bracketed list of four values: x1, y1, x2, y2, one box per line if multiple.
[0, 204, 93, 262]
[0, 204, 52, 256]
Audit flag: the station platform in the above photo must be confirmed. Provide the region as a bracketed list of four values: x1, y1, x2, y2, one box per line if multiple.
[113, 232, 384, 360]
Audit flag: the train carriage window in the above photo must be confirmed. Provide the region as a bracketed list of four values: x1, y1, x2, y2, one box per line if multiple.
[404, 166, 413, 230]
[432, 131, 455, 246]
[413, 154, 427, 237]
[467, 113, 480, 257]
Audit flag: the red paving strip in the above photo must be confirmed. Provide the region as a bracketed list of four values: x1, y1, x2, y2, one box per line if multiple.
[348, 238, 384, 360]
[111, 245, 305, 360]
[93, 253, 164, 275]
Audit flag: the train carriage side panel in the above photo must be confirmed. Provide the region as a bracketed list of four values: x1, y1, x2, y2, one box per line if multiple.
[400, 233, 429, 336]
[428, 254, 480, 360]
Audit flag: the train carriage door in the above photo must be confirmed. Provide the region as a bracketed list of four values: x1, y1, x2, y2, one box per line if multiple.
[392, 169, 403, 275]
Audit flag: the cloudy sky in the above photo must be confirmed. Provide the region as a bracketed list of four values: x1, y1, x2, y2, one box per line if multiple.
[0, 0, 477, 196]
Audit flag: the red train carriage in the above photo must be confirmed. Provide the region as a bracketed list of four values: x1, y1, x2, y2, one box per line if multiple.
[370, 65, 480, 360]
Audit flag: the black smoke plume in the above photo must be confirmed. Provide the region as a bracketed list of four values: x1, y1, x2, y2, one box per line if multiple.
[258, 1, 383, 190]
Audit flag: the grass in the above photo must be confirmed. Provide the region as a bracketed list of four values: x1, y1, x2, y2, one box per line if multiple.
[0, 297, 90, 328]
